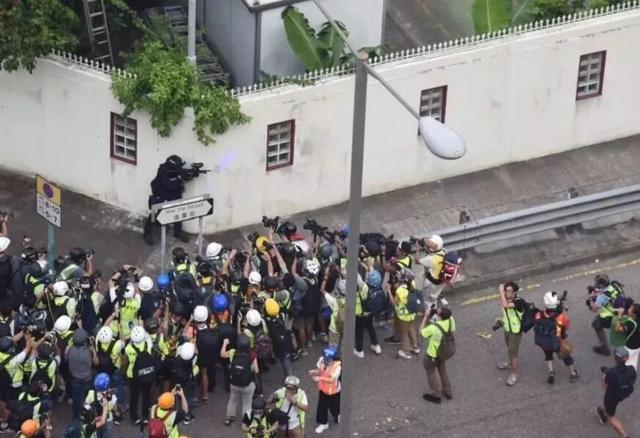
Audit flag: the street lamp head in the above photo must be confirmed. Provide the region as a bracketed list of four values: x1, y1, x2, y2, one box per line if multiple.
[418, 117, 466, 160]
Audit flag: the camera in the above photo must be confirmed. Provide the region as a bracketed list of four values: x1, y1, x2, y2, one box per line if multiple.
[303, 219, 328, 238]
[247, 232, 260, 244]
[0, 210, 14, 218]
[491, 319, 503, 331]
[262, 215, 281, 230]
[409, 236, 426, 248]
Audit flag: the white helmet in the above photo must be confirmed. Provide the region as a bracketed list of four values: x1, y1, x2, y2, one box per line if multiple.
[543, 291, 559, 309]
[53, 281, 69, 296]
[246, 309, 262, 327]
[206, 242, 223, 258]
[130, 326, 146, 343]
[53, 315, 71, 333]
[427, 235, 444, 251]
[304, 259, 320, 277]
[138, 276, 154, 292]
[123, 282, 136, 299]
[193, 305, 209, 323]
[0, 237, 9, 253]
[248, 271, 262, 286]
[178, 342, 196, 361]
[96, 326, 114, 344]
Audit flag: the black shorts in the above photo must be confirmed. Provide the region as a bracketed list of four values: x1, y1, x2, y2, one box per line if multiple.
[604, 395, 620, 416]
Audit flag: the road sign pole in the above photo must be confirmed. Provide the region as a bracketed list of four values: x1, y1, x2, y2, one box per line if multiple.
[197, 217, 204, 257]
[47, 223, 55, 272]
[160, 225, 167, 273]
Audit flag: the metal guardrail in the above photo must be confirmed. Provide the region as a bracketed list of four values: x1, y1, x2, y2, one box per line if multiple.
[429, 184, 640, 252]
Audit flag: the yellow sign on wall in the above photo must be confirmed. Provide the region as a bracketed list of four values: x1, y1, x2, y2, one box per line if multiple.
[36, 174, 61, 205]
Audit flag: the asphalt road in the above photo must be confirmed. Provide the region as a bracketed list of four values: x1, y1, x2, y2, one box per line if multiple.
[46, 250, 640, 438]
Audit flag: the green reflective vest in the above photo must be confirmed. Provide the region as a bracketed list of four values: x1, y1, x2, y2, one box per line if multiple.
[502, 307, 523, 334]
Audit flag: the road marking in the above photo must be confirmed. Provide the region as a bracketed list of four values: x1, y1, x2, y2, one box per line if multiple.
[461, 258, 640, 306]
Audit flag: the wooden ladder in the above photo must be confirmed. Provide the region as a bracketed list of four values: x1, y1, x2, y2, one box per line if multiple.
[82, 0, 114, 65]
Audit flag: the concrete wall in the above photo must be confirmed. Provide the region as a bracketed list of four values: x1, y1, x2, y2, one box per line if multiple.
[258, 0, 386, 79]
[202, 0, 256, 86]
[1, 7, 640, 234]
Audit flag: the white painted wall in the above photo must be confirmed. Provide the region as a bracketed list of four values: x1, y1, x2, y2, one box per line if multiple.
[258, 0, 386, 79]
[1, 8, 640, 234]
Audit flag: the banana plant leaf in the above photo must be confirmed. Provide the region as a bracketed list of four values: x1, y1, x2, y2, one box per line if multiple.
[282, 6, 329, 70]
[317, 20, 348, 67]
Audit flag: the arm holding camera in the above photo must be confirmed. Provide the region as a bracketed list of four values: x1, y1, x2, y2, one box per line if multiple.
[173, 385, 189, 414]
[0, 212, 8, 237]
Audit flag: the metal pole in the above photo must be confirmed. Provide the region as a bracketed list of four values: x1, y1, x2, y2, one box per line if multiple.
[362, 63, 421, 120]
[47, 223, 55, 273]
[187, 0, 197, 65]
[160, 225, 167, 273]
[339, 52, 368, 438]
[197, 217, 204, 257]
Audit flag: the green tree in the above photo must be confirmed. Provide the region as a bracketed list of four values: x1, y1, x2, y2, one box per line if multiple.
[0, 0, 79, 72]
[532, 0, 585, 20]
[112, 40, 250, 145]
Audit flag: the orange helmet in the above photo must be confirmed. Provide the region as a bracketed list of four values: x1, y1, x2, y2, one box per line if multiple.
[21, 420, 38, 437]
[158, 392, 175, 410]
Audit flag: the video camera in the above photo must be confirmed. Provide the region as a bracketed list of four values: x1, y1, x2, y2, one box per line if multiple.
[180, 162, 210, 181]
[0, 210, 14, 219]
[409, 236, 426, 248]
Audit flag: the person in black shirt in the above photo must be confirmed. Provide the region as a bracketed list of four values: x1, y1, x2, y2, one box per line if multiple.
[597, 347, 636, 438]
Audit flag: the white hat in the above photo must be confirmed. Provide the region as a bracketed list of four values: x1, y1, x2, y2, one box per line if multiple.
[178, 342, 196, 361]
[0, 237, 10, 252]
[246, 309, 262, 327]
[193, 305, 208, 323]
[543, 291, 559, 309]
[138, 276, 154, 292]
[206, 242, 223, 258]
[248, 271, 262, 286]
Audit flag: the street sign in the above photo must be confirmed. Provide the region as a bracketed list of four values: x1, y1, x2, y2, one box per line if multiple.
[153, 195, 214, 225]
[35, 174, 62, 228]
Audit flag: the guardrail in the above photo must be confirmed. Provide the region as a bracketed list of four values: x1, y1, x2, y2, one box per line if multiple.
[429, 185, 640, 252]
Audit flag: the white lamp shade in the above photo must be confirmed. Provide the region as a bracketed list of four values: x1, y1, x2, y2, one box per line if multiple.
[419, 117, 466, 160]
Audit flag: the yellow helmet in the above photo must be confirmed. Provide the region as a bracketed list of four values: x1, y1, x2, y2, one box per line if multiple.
[265, 298, 280, 317]
[158, 392, 175, 410]
[255, 236, 269, 253]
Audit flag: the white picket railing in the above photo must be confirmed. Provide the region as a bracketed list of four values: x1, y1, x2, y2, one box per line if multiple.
[46, 0, 640, 97]
[229, 0, 640, 97]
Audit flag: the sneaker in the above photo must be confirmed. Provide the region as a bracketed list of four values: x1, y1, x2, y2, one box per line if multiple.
[335, 415, 340, 424]
[384, 335, 401, 344]
[143, 419, 149, 426]
[0, 423, 8, 433]
[411, 348, 421, 354]
[570, 370, 580, 382]
[422, 393, 442, 404]
[306, 341, 313, 349]
[224, 417, 234, 426]
[133, 419, 141, 426]
[320, 333, 329, 344]
[547, 371, 555, 384]
[353, 349, 365, 358]
[596, 406, 608, 424]
[315, 423, 330, 434]
[301, 348, 309, 356]
[398, 350, 412, 360]
[370, 344, 382, 355]
[593, 346, 611, 356]
[496, 362, 511, 370]
[183, 413, 193, 425]
[440, 298, 449, 306]
[506, 374, 518, 386]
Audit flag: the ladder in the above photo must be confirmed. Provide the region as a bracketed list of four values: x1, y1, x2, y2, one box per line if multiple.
[82, 0, 114, 65]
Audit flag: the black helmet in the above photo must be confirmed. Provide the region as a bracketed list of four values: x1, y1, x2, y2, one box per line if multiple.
[172, 247, 188, 263]
[0, 337, 13, 353]
[197, 261, 212, 276]
[78, 275, 94, 291]
[280, 243, 296, 258]
[318, 243, 333, 260]
[364, 241, 381, 257]
[237, 334, 250, 351]
[229, 270, 243, 285]
[283, 221, 297, 236]
[21, 247, 39, 263]
[251, 396, 267, 411]
[165, 155, 184, 170]
[400, 241, 413, 254]
[171, 301, 186, 318]
[264, 276, 279, 291]
[595, 274, 610, 289]
[69, 247, 86, 264]
[37, 342, 54, 359]
[144, 317, 160, 333]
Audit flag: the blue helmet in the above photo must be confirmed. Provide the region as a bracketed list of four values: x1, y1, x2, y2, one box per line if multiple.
[212, 293, 229, 313]
[156, 273, 171, 289]
[366, 271, 382, 288]
[323, 346, 338, 362]
[94, 373, 110, 391]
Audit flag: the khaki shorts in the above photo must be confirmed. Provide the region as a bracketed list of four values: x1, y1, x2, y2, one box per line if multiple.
[505, 331, 522, 358]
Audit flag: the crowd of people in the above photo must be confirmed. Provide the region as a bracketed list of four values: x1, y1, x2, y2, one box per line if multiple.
[0, 210, 463, 438]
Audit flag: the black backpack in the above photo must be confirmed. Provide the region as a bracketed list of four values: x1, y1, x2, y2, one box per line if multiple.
[434, 323, 456, 360]
[268, 320, 293, 355]
[133, 345, 158, 387]
[31, 359, 53, 390]
[519, 301, 537, 333]
[96, 341, 117, 375]
[359, 287, 372, 314]
[407, 290, 425, 314]
[77, 296, 99, 335]
[229, 351, 253, 387]
[8, 396, 38, 431]
[534, 315, 559, 351]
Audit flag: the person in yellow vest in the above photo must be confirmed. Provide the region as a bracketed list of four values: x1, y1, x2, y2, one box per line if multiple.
[242, 396, 279, 438]
[418, 235, 448, 306]
[419, 307, 455, 404]
[107, 274, 140, 340]
[149, 389, 189, 438]
[496, 282, 525, 386]
[387, 273, 419, 360]
[93, 325, 126, 415]
[124, 326, 153, 425]
[270, 376, 308, 438]
[18, 417, 52, 438]
[309, 347, 341, 435]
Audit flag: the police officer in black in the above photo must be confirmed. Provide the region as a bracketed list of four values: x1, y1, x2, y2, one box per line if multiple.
[143, 155, 190, 245]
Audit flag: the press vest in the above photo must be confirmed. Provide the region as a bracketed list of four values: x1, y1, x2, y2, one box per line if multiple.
[151, 405, 179, 438]
[502, 307, 523, 334]
[317, 360, 341, 395]
[274, 387, 306, 428]
[394, 284, 415, 322]
[246, 414, 272, 438]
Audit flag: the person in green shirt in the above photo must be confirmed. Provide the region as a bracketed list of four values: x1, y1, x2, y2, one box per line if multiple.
[419, 307, 455, 404]
[496, 282, 525, 386]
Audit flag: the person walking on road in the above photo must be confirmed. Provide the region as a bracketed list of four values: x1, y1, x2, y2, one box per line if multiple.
[597, 347, 636, 438]
[496, 282, 525, 386]
[419, 307, 455, 404]
[309, 346, 341, 434]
